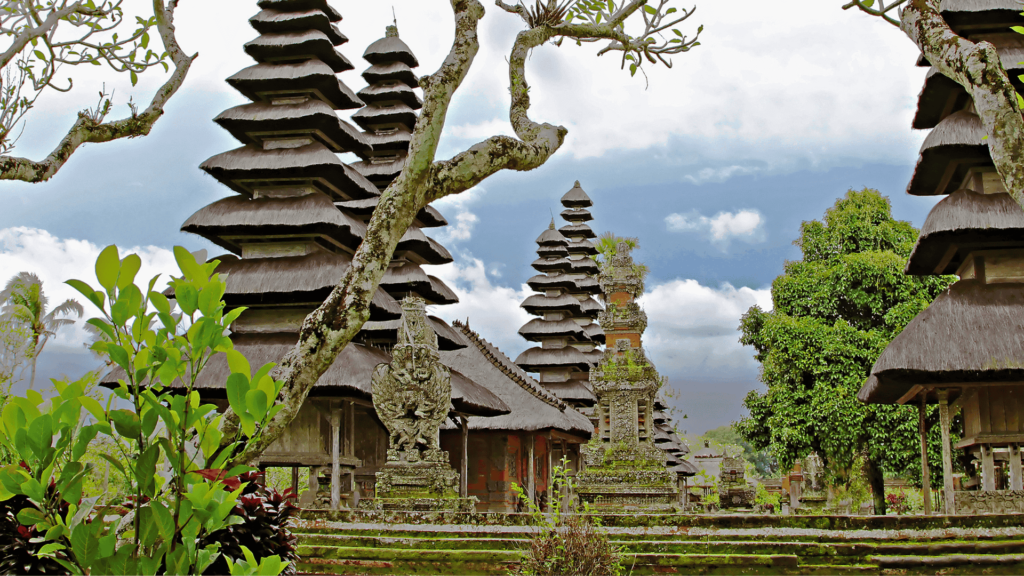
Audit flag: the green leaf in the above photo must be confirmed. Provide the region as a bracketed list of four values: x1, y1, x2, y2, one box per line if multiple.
[245, 389, 269, 422]
[226, 373, 250, 417]
[66, 279, 104, 311]
[117, 253, 142, 289]
[109, 409, 141, 439]
[130, 70, 138, 86]
[138, 444, 160, 497]
[17, 506, 45, 526]
[226, 349, 251, 379]
[71, 520, 101, 567]
[96, 245, 121, 294]
[643, 4, 656, 14]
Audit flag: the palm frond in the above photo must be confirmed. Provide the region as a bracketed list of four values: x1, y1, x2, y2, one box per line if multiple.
[46, 299, 84, 322]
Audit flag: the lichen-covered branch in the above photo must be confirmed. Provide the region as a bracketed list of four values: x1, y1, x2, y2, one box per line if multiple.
[0, 0, 193, 180]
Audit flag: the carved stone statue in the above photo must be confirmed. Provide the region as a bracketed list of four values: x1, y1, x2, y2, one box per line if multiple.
[718, 456, 755, 509]
[797, 451, 827, 513]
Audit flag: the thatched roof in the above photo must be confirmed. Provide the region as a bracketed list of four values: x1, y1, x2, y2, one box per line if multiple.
[335, 197, 447, 228]
[582, 323, 605, 343]
[244, 30, 352, 72]
[937, 0, 1024, 32]
[442, 323, 593, 435]
[561, 208, 592, 222]
[671, 461, 699, 476]
[380, 262, 459, 305]
[214, 100, 367, 155]
[561, 181, 593, 208]
[363, 35, 419, 67]
[395, 226, 453, 265]
[535, 223, 569, 246]
[361, 315, 467, 350]
[352, 156, 405, 183]
[227, 61, 363, 110]
[583, 349, 605, 364]
[569, 257, 600, 274]
[914, 39, 1024, 129]
[858, 279, 1024, 404]
[133, 333, 508, 416]
[907, 111, 991, 196]
[181, 193, 365, 254]
[531, 257, 573, 274]
[200, 142, 380, 201]
[357, 83, 422, 109]
[906, 190, 1024, 275]
[518, 318, 586, 340]
[569, 276, 602, 295]
[579, 297, 603, 313]
[521, 293, 583, 315]
[567, 239, 598, 256]
[362, 61, 419, 87]
[257, 0, 342, 21]
[541, 380, 596, 404]
[250, 9, 346, 45]
[526, 274, 577, 291]
[537, 245, 569, 258]
[363, 127, 414, 151]
[559, 223, 596, 239]
[351, 104, 418, 130]
[515, 347, 592, 371]
[212, 250, 401, 319]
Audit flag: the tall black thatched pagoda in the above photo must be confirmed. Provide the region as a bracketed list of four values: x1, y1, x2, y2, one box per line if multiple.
[857, 0, 1024, 515]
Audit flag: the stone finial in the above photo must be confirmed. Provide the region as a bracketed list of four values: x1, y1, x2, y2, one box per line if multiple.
[386, 24, 399, 38]
[549, 218, 556, 230]
[574, 180, 581, 187]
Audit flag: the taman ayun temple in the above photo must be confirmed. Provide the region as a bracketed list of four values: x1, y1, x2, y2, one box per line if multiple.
[122, 0, 694, 514]
[857, 0, 1024, 515]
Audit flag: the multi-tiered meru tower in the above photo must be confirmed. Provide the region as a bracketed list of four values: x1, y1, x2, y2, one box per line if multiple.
[516, 182, 604, 408]
[858, 0, 1024, 516]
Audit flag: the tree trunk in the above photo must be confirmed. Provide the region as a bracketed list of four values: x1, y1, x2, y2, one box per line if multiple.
[864, 456, 886, 515]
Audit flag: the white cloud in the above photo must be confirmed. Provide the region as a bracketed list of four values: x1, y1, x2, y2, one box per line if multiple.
[430, 186, 486, 244]
[428, 255, 533, 356]
[665, 209, 765, 244]
[639, 279, 772, 374]
[0, 227, 177, 348]
[684, 165, 760, 185]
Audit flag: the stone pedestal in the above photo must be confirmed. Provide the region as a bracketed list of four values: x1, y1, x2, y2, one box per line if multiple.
[367, 450, 475, 512]
[577, 443, 677, 511]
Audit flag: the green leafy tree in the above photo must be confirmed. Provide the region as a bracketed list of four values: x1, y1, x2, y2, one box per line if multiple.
[736, 188, 955, 514]
[703, 424, 778, 477]
[0, 271, 83, 391]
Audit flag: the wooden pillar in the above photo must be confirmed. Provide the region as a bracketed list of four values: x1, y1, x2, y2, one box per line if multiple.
[1010, 444, 1023, 491]
[919, 392, 932, 516]
[527, 433, 536, 504]
[347, 401, 356, 502]
[460, 416, 469, 499]
[938, 389, 955, 514]
[981, 445, 996, 491]
[291, 466, 299, 498]
[331, 405, 341, 510]
[546, 434, 553, 512]
[308, 466, 321, 506]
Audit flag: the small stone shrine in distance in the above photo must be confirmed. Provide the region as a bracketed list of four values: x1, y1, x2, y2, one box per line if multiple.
[370, 297, 471, 511]
[576, 242, 678, 510]
[796, 452, 826, 514]
[717, 455, 754, 510]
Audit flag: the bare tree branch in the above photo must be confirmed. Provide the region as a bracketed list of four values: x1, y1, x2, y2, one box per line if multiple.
[0, 0, 195, 182]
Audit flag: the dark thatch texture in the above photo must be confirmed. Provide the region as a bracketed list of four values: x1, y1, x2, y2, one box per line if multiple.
[914, 40, 1024, 129]
[858, 279, 1024, 404]
[559, 223, 596, 239]
[352, 156, 406, 184]
[442, 323, 593, 434]
[938, 0, 1024, 33]
[561, 181, 593, 208]
[907, 111, 991, 196]
[395, 226, 454, 265]
[515, 347, 592, 371]
[227, 60, 363, 110]
[181, 192, 366, 254]
[569, 258, 600, 274]
[351, 104, 418, 131]
[583, 349, 605, 365]
[542, 380, 597, 404]
[363, 127, 414, 151]
[362, 61, 419, 87]
[906, 190, 1024, 275]
[531, 257, 573, 273]
[671, 461, 699, 476]
[335, 197, 447, 228]
[212, 251, 401, 319]
[214, 100, 367, 154]
[257, 0, 342, 21]
[200, 142, 380, 201]
[579, 297, 603, 313]
[128, 333, 509, 416]
[363, 35, 419, 67]
[535, 225, 569, 246]
[356, 83, 423, 109]
[570, 276, 602, 295]
[250, 9, 346, 45]
[518, 318, 586, 340]
[561, 208, 592, 222]
[582, 322, 605, 343]
[567, 239, 598, 255]
[361, 315, 467, 351]
[243, 31, 353, 72]
[380, 262, 459, 305]
[527, 274, 578, 291]
[537, 245, 569, 258]
[521, 293, 584, 315]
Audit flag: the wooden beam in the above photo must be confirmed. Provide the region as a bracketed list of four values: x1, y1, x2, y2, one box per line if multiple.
[546, 435, 553, 513]
[938, 389, 955, 514]
[291, 466, 299, 501]
[527, 433, 536, 505]
[331, 407, 341, 510]
[933, 244, 959, 276]
[460, 416, 469, 499]
[1010, 444, 1023, 491]
[307, 466, 320, 507]
[897, 385, 924, 406]
[981, 445, 996, 491]
[949, 388, 976, 418]
[919, 392, 932, 516]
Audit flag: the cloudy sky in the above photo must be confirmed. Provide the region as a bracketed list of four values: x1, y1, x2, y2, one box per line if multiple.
[0, 1, 940, 435]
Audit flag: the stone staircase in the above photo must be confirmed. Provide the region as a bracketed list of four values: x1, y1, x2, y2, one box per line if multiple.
[292, 516, 1024, 575]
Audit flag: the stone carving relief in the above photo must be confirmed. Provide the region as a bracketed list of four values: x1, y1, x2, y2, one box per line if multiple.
[955, 490, 1024, 514]
[372, 297, 451, 465]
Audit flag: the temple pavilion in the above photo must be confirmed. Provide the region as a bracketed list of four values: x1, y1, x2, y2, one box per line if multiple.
[129, 0, 604, 514]
[857, 0, 1024, 515]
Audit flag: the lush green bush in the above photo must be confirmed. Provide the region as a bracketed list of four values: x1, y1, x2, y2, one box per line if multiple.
[754, 482, 781, 514]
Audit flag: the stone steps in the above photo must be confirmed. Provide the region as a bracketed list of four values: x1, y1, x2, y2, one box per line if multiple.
[292, 518, 1024, 575]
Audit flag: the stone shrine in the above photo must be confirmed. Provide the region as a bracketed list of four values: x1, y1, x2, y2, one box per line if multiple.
[718, 456, 754, 509]
[576, 242, 678, 510]
[797, 452, 827, 513]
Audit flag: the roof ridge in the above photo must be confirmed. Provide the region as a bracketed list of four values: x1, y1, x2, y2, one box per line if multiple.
[452, 321, 567, 411]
